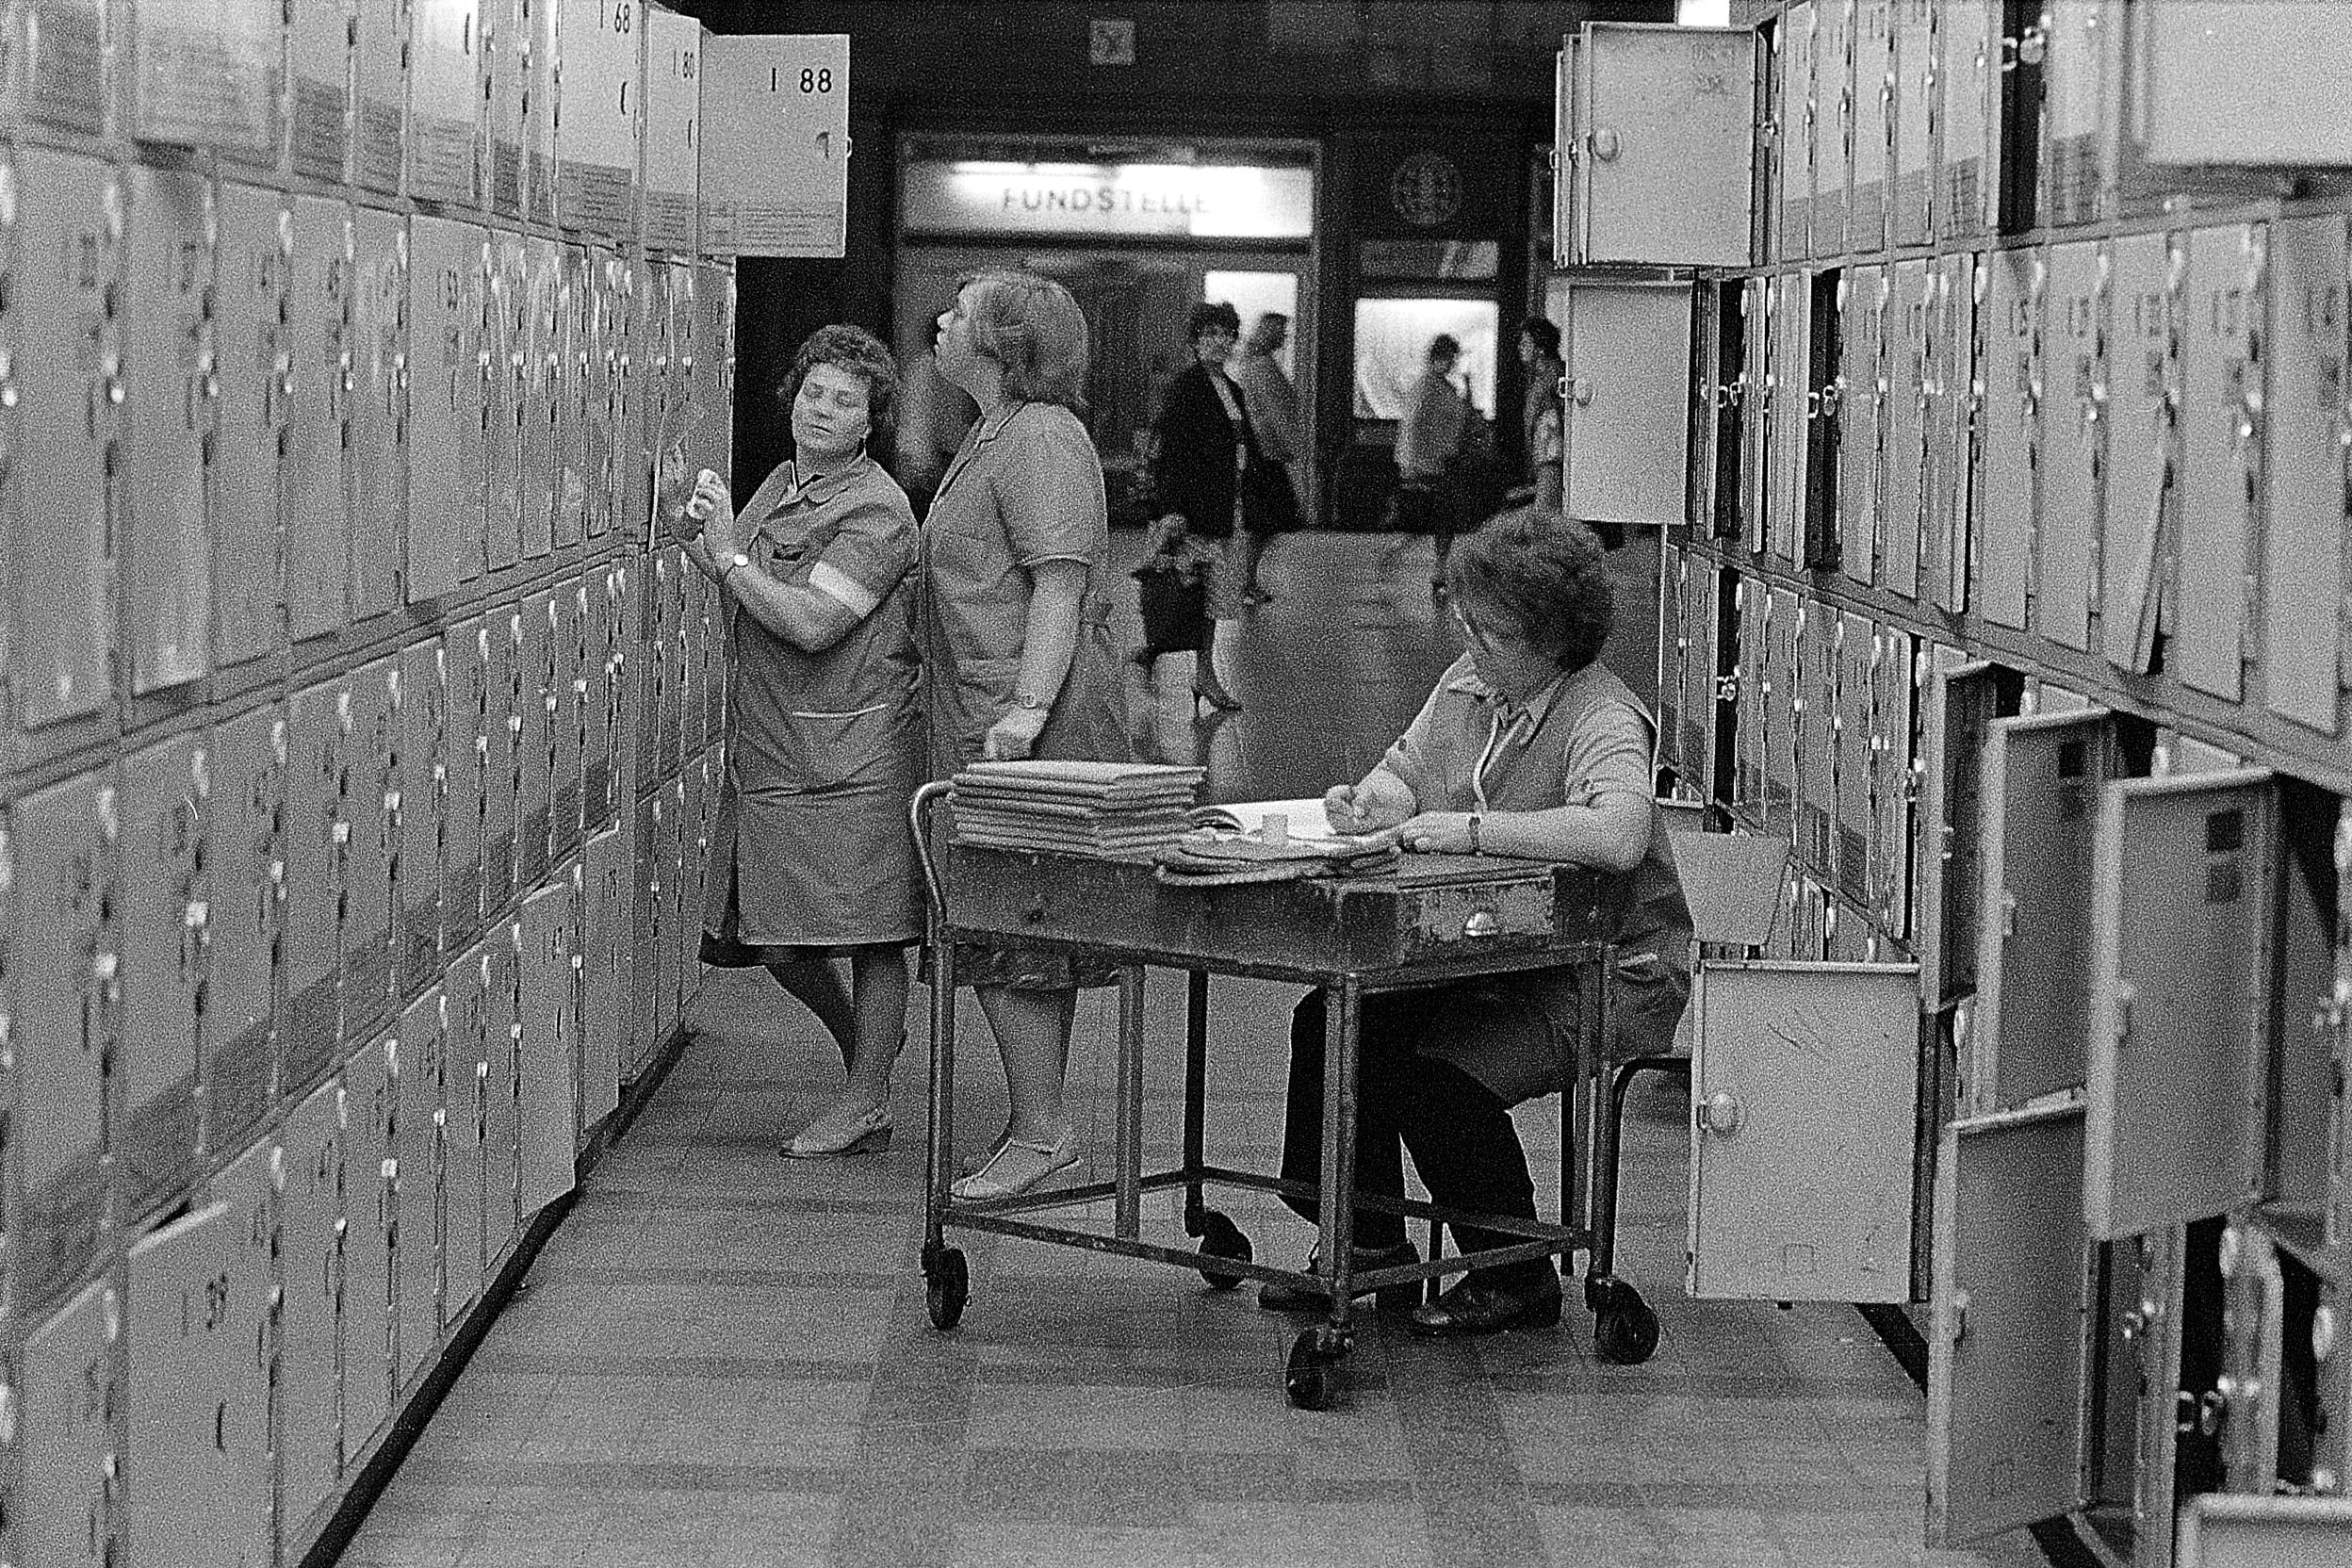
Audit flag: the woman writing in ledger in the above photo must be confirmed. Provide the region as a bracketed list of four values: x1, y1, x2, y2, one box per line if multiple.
[921, 270, 1132, 1201]
[1261, 509, 1693, 1333]
[678, 325, 923, 1159]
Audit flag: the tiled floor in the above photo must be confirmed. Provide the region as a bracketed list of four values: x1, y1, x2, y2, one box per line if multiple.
[340, 530, 2050, 1568]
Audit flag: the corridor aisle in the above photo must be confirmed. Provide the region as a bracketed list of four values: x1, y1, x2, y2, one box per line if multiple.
[341, 530, 2046, 1568]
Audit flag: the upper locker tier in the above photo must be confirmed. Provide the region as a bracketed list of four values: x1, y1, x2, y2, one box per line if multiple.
[1556, 23, 1758, 271]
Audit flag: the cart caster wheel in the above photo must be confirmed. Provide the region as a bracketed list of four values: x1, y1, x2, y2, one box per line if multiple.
[1284, 1328, 1348, 1411]
[1194, 1211, 1252, 1290]
[925, 1247, 970, 1331]
[1588, 1277, 1658, 1365]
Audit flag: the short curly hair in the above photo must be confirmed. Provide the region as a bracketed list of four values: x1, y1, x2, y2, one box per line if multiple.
[1187, 300, 1241, 340]
[957, 270, 1090, 408]
[1445, 506, 1614, 673]
[778, 323, 902, 455]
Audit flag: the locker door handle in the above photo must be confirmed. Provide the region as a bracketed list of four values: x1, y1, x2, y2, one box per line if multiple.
[1590, 128, 1621, 163]
[2114, 983, 2136, 1045]
[1697, 1091, 1742, 1135]
[1999, 890, 2017, 938]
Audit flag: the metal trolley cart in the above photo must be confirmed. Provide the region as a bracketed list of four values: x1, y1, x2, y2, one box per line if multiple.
[908, 782, 1662, 1408]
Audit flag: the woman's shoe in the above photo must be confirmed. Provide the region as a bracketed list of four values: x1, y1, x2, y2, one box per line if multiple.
[956, 1131, 1010, 1178]
[783, 1093, 892, 1158]
[1191, 676, 1244, 715]
[949, 1126, 1079, 1200]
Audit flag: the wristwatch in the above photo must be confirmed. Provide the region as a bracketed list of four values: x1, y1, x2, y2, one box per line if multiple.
[1009, 689, 1050, 712]
[717, 550, 750, 586]
[1466, 812, 1484, 855]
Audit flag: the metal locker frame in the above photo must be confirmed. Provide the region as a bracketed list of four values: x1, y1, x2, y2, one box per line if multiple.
[1837, 264, 1886, 586]
[115, 732, 207, 1221]
[1572, 22, 1756, 270]
[2175, 222, 2262, 703]
[2101, 228, 2178, 676]
[121, 163, 213, 696]
[404, 215, 488, 602]
[342, 662, 400, 1041]
[1849, 0, 1890, 253]
[203, 702, 283, 1153]
[274, 1080, 344, 1540]
[18, 1275, 121, 1567]
[6, 768, 119, 1317]
[2262, 214, 2349, 738]
[1687, 961, 1920, 1302]
[1977, 246, 2041, 630]
[350, 205, 408, 623]
[342, 1037, 397, 1464]
[2038, 238, 2103, 653]
[439, 947, 489, 1330]
[392, 988, 446, 1395]
[1927, 1099, 2094, 1545]
[284, 195, 351, 646]
[1969, 707, 2124, 1114]
[7, 144, 119, 727]
[2087, 769, 2278, 1239]
[1551, 31, 1578, 270]
[516, 882, 579, 1217]
[1809, 0, 1850, 257]
[281, 678, 344, 1094]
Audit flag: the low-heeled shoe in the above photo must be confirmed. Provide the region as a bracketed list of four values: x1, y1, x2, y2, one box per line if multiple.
[783, 1097, 892, 1159]
[1257, 1241, 1421, 1312]
[1406, 1271, 1564, 1336]
[949, 1128, 1079, 1201]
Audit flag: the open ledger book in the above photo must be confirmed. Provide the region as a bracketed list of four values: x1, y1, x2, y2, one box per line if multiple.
[1181, 797, 1399, 858]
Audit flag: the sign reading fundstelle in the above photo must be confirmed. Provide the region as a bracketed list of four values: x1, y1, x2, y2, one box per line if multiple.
[901, 160, 1315, 240]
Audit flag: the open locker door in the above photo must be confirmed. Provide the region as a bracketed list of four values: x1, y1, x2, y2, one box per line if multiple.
[1687, 961, 1919, 1302]
[1915, 658, 2013, 1008]
[2178, 1495, 2352, 1567]
[1969, 707, 2124, 1112]
[1928, 1099, 2091, 1545]
[2086, 770, 2277, 1240]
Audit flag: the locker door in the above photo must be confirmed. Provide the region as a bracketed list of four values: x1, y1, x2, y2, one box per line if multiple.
[520, 235, 559, 560]
[408, 0, 480, 206]
[1688, 962, 1919, 1302]
[1776, 2, 1814, 263]
[485, 0, 526, 217]
[1559, 281, 1693, 528]
[2178, 1495, 2352, 1568]
[7, 146, 119, 727]
[554, 245, 591, 547]
[1849, 0, 1889, 253]
[1926, 1102, 2089, 1545]
[630, 793, 661, 1061]
[648, 552, 679, 782]
[291, 0, 351, 183]
[1870, 628, 1916, 939]
[128, 0, 279, 159]
[1551, 37, 1577, 269]
[392, 989, 446, 1391]
[1576, 24, 1757, 268]
[1916, 658, 2009, 1008]
[1795, 600, 1837, 878]
[2176, 223, 2262, 702]
[1889, 0, 1933, 248]
[2035, 239, 2101, 653]
[1809, 0, 1849, 256]
[116, 734, 206, 1219]
[2262, 214, 2349, 737]
[1921, 252, 1978, 614]
[1764, 588, 1801, 841]
[612, 254, 649, 542]
[353, 0, 407, 193]
[526, 0, 560, 225]
[209, 181, 286, 669]
[2086, 770, 2277, 1238]
[342, 1038, 396, 1460]
[480, 928, 520, 1272]
[2040, 1, 2105, 230]
[481, 611, 519, 913]
[1970, 708, 2124, 1113]
[121, 164, 213, 695]
[1837, 266, 1884, 586]
[284, 196, 351, 645]
[580, 572, 614, 830]
[515, 590, 556, 887]
[11, 0, 107, 136]
[482, 234, 524, 574]
[550, 586, 584, 858]
[281, 678, 343, 1094]
[204, 704, 282, 1152]
[2140, 3, 2352, 165]
[394, 640, 447, 996]
[580, 823, 627, 1133]
[1977, 248, 2039, 630]
[1656, 547, 1688, 784]
[1832, 612, 1874, 908]
[349, 205, 407, 622]
[404, 215, 487, 602]
[273, 1081, 343, 1542]
[1730, 580, 1764, 817]
[586, 251, 625, 540]
[678, 763, 710, 1018]
[516, 881, 578, 1216]
[1681, 563, 1720, 797]
[440, 617, 488, 939]
[342, 661, 398, 1038]
[1936, 0, 1999, 240]
[2101, 230, 2176, 676]
[1740, 278, 1771, 554]
[1769, 272, 1810, 564]
[18, 1277, 120, 1568]
[439, 948, 488, 1327]
[5, 770, 116, 1315]
[1882, 259, 1927, 598]
[120, 1184, 271, 1568]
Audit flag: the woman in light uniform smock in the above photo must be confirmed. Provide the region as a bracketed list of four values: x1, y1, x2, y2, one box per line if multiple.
[678, 325, 924, 1161]
[920, 270, 1131, 1201]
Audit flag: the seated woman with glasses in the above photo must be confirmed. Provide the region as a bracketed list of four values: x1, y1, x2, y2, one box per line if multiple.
[1260, 508, 1694, 1334]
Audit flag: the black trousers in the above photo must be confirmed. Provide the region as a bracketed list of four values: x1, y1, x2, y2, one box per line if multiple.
[1279, 987, 1556, 1286]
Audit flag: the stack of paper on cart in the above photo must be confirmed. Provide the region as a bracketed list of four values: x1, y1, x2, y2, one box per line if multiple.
[950, 760, 1206, 858]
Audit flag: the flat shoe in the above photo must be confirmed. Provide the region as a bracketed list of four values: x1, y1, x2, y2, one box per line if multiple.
[783, 1094, 891, 1158]
[1258, 1241, 1421, 1313]
[950, 1128, 1079, 1201]
[1407, 1272, 1563, 1337]
[957, 1131, 1010, 1178]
